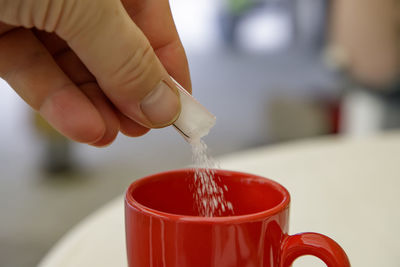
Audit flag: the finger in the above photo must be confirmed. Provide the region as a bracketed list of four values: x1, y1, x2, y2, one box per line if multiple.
[41, 38, 120, 146]
[0, 0, 181, 129]
[0, 27, 105, 144]
[77, 82, 120, 147]
[54, 51, 120, 146]
[35, 31, 149, 143]
[122, 0, 191, 92]
[117, 111, 150, 138]
[58, 0, 182, 128]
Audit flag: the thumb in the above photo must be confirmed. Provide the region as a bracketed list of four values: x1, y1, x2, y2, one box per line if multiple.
[59, 0, 181, 128]
[1, 0, 181, 128]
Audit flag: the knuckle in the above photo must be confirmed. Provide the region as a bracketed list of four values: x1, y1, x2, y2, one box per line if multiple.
[35, 0, 64, 31]
[55, 0, 107, 40]
[0, 0, 23, 25]
[0, 0, 105, 37]
[0, 0, 67, 31]
[109, 42, 156, 89]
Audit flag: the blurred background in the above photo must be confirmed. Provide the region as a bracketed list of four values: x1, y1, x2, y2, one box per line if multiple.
[1, 0, 400, 266]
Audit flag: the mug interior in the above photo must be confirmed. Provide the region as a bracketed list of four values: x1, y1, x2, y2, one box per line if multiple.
[128, 169, 289, 217]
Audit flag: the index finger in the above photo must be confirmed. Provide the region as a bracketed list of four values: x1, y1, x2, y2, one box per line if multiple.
[122, 0, 192, 93]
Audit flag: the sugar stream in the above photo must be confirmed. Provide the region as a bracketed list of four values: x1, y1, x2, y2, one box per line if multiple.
[190, 139, 233, 217]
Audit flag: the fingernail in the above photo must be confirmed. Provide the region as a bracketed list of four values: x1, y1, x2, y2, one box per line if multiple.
[140, 81, 181, 127]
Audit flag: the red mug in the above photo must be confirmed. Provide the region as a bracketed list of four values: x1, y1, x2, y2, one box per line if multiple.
[125, 169, 350, 267]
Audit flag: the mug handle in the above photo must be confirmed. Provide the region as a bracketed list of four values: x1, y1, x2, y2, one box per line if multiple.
[280, 232, 350, 267]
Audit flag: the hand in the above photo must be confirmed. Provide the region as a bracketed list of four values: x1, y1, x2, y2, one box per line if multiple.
[0, 0, 191, 146]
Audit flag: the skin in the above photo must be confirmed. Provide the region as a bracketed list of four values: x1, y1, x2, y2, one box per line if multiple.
[0, 0, 191, 147]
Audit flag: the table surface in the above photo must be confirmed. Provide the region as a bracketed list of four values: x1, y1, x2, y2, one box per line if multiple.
[39, 132, 400, 267]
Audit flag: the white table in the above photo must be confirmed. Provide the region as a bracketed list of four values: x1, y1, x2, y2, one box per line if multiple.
[39, 132, 400, 267]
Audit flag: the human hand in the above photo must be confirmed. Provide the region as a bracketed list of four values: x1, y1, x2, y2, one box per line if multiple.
[0, 0, 191, 146]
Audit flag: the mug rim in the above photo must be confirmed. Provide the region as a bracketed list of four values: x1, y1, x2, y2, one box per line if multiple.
[125, 168, 290, 223]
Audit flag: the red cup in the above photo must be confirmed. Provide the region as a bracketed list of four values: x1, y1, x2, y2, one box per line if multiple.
[125, 169, 350, 267]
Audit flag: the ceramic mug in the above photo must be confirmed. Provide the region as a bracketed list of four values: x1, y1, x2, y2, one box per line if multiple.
[125, 169, 350, 267]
